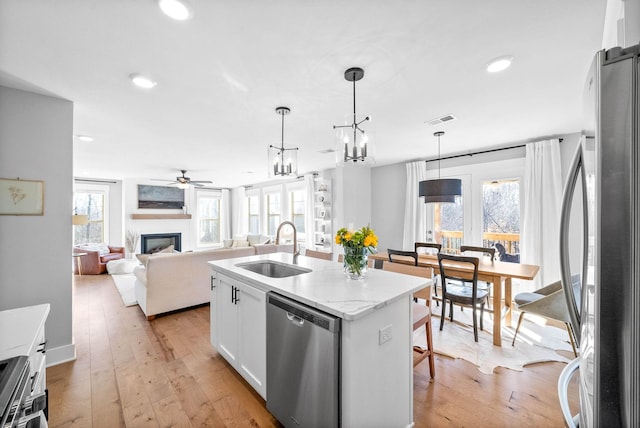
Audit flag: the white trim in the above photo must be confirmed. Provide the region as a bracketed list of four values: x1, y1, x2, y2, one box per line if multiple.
[45, 343, 76, 367]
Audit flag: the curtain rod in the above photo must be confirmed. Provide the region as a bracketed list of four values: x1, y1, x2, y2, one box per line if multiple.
[424, 138, 564, 164]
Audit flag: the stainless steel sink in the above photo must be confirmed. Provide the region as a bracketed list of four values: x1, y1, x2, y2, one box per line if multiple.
[237, 261, 311, 278]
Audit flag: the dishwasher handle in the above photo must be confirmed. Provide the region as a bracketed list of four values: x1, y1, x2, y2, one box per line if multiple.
[286, 312, 305, 327]
[268, 292, 340, 333]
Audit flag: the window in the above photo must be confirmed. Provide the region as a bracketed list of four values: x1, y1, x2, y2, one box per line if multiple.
[482, 179, 520, 253]
[248, 195, 260, 234]
[266, 193, 281, 235]
[198, 192, 221, 246]
[433, 194, 464, 253]
[290, 189, 305, 236]
[73, 191, 105, 244]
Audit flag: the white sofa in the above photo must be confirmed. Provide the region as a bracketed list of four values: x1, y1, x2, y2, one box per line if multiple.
[133, 244, 293, 319]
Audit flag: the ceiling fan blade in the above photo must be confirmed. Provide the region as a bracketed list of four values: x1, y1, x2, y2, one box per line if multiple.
[190, 180, 213, 184]
[192, 182, 206, 187]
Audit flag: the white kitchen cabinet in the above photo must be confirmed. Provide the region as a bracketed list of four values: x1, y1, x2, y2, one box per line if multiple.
[210, 271, 267, 398]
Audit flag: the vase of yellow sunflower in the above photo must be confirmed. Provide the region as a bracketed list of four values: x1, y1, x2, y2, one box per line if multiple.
[335, 225, 378, 279]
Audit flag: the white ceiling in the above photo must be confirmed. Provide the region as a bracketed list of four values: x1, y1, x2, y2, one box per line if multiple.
[0, 0, 606, 188]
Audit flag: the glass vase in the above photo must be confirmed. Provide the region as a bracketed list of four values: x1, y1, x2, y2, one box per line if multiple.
[343, 246, 368, 280]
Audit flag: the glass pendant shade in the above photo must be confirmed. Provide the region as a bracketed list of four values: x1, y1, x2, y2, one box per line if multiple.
[268, 106, 298, 178]
[419, 179, 461, 203]
[268, 146, 298, 177]
[335, 118, 375, 166]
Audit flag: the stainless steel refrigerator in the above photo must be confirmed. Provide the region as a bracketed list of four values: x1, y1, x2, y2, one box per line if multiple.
[558, 43, 640, 427]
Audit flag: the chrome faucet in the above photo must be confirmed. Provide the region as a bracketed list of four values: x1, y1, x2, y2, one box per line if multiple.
[275, 221, 300, 263]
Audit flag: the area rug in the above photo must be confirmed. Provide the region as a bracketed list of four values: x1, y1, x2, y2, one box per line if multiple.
[110, 274, 137, 307]
[413, 304, 574, 374]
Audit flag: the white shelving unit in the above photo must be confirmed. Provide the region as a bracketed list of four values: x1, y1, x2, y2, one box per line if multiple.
[313, 177, 332, 251]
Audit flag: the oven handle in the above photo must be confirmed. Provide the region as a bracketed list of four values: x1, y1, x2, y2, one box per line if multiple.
[16, 410, 45, 428]
[23, 391, 48, 416]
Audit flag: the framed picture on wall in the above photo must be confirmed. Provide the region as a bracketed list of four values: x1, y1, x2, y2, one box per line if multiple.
[137, 184, 185, 209]
[0, 178, 45, 215]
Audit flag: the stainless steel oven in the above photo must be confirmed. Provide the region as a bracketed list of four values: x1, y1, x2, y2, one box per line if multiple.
[0, 356, 48, 428]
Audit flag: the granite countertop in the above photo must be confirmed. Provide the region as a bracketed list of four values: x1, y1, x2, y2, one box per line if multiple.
[208, 253, 430, 320]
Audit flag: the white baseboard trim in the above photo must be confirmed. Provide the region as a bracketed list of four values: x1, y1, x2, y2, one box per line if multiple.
[45, 343, 76, 367]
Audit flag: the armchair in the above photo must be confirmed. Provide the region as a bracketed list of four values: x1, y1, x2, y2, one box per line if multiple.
[73, 245, 125, 274]
[511, 279, 578, 356]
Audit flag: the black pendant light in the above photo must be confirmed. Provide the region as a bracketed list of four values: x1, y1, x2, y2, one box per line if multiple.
[333, 67, 373, 165]
[419, 131, 462, 203]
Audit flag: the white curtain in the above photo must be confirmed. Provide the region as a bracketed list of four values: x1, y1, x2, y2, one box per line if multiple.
[522, 139, 563, 290]
[221, 188, 232, 240]
[304, 174, 316, 252]
[230, 186, 245, 238]
[402, 161, 428, 250]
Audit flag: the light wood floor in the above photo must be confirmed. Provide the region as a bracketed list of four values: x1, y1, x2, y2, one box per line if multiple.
[47, 274, 578, 427]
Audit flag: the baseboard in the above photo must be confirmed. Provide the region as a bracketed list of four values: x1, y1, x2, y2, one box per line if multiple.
[45, 343, 76, 367]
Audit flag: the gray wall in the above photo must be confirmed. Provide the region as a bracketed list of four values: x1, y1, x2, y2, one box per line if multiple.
[0, 86, 75, 364]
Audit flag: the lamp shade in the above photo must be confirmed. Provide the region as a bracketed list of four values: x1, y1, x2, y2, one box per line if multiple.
[72, 214, 89, 225]
[419, 179, 462, 203]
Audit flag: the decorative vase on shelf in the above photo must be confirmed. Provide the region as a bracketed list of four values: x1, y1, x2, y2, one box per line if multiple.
[343, 246, 368, 279]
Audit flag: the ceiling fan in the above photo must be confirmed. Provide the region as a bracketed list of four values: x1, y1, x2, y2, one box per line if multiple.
[161, 170, 212, 188]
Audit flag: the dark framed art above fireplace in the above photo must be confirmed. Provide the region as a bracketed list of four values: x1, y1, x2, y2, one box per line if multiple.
[137, 185, 184, 209]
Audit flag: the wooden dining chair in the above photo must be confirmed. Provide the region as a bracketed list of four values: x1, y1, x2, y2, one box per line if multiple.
[460, 245, 496, 308]
[414, 242, 442, 304]
[382, 261, 435, 378]
[414, 242, 441, 254]
[305, 249, 332, 261]
[387, 249, 419, 266]
[437, 253, 487, 342]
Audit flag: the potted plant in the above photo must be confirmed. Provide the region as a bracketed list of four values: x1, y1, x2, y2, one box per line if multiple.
[125, 230, 140, 259]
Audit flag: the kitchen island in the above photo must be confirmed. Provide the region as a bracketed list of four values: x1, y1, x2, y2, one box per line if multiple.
[209, 252, 430, 428]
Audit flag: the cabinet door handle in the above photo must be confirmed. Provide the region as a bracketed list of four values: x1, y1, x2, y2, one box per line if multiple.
[210, 276, 215, 291]
[37, 340, 47, 354]
[235, 287, 240, 304]
[231, 286, 235, 303]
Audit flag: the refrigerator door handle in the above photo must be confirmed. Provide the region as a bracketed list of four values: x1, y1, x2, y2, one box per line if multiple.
[558, 357, 581, 428]
[559, 142, 588, 344]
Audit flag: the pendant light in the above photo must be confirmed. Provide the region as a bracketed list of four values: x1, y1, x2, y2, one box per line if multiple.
[268, 106, 299, 177]
[333, 67, 374, 165]
[419, 131, 462, 203]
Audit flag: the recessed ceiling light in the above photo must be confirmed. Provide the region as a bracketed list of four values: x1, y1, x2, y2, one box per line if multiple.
[129, 73, 157, 89]
[158, 0, 193, 21]
[76, 134, 94, 142]
[486, 55, 514, 73]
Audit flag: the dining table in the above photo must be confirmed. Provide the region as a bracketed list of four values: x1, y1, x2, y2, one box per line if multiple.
[368, 251, 540, 346]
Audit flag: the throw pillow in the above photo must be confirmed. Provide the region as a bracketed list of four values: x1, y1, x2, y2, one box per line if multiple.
[259, 235, 271, 245]
[222, 239, 234, 248]
[247, 234, 261, 246]
[136, 253, 150, 265]
[232, 240, 250, 248]
[135, 245, 174, 267]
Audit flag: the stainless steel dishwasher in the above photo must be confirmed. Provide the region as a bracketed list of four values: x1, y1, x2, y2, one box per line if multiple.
[266, 292, 341, 428]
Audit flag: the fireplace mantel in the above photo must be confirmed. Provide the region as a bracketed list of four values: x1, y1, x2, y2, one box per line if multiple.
[131, 214, 191, 220]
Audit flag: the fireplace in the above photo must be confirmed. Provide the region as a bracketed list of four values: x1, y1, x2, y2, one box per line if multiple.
[141, 233, 182, 254]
